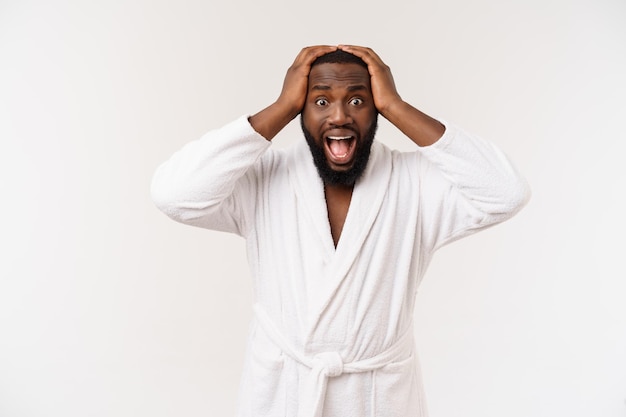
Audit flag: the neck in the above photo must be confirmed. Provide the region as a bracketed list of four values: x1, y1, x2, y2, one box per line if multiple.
[324, 182, 354, 193]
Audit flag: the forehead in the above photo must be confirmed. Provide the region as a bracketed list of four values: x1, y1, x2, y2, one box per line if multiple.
[308, 63, 371, 91]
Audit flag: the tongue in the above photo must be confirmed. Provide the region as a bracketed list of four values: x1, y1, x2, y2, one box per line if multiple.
[329, 139, 350, 157]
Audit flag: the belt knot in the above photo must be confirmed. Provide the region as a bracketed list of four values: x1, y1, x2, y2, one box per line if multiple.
[312, 352, 343, 377]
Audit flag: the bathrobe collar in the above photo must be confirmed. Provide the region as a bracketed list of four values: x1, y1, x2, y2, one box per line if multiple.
[288, 138, 393, 330]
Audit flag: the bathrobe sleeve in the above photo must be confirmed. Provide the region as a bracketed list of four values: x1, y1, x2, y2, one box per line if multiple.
[413, 122, 531, 252]
[150, 115, 271, 236]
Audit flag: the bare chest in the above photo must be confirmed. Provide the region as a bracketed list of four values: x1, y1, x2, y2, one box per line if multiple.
[324, 185, 353, 247]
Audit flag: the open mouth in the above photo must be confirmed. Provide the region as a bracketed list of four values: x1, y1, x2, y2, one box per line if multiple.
[324, 135, 357, 166]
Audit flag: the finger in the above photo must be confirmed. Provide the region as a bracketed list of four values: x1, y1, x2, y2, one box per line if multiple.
[338, 45, 384, 66]
[338, 44, 374, 56]
[295, 45, 338, 66]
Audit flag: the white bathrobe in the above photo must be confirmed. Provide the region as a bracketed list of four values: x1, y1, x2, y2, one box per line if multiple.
[151, 115, 530, 417]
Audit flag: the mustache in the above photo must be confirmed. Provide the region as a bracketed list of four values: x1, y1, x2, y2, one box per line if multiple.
[300, 115, 378, 186]
[323, 125, 358, 137]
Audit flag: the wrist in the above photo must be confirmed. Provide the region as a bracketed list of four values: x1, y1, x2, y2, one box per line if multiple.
[273, 98, 302, 120]
[378, 96, 404, 119]
[250, 100, 300, 141]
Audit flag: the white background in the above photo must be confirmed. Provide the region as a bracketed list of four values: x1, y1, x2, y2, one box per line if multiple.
[1, 0, 625, 416]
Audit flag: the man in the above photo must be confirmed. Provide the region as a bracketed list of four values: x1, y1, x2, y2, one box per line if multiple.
[151, 45, 530, 417]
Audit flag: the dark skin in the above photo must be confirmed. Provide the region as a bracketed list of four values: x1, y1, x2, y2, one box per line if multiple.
[302, 62, 376, 245]
[324, 183, 353, 246]
[249, 45, 445, 246]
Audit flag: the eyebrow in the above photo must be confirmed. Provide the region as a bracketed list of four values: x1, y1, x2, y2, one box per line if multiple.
[310, 84, 368, 92]
[347, 85, 368, 92]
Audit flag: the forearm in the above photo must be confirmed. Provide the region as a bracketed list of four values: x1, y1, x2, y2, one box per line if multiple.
[334, 46, 445, 147]
[249, 100, 300, 141]
[382, 99, 445, 147]
[250, 45, 338, 141]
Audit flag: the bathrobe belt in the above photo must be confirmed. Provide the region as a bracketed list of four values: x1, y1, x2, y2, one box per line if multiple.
[254, 304, 414, 417]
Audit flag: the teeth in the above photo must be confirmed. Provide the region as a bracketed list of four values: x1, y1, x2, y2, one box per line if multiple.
[327, 136, 352, 140]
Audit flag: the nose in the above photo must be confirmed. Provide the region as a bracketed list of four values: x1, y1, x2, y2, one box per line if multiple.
[328, 103, 352, 126]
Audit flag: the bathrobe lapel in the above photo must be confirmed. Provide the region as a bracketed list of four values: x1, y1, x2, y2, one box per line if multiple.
[288, 140, 393, 333]
[288, 141, 336, 258]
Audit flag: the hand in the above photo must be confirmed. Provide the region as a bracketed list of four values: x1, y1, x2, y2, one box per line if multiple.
[339, 45, 444, 146]
[337, 45, 403, 117]
[250, 45, 336, 140]
[277, 45, 338, 116]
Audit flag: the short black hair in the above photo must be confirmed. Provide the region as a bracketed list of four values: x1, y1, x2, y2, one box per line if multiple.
[311, 50, 368, 69]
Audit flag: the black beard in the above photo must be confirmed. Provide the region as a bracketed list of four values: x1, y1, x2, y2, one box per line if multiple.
[300, 116, 378, 186]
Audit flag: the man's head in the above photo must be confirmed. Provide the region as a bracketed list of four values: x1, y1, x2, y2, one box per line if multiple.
[301, 50, 378, 186]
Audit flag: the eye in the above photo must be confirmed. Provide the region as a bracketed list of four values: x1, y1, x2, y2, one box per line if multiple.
[350, 98, 363, 106]
[315, 98, 329, 106]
